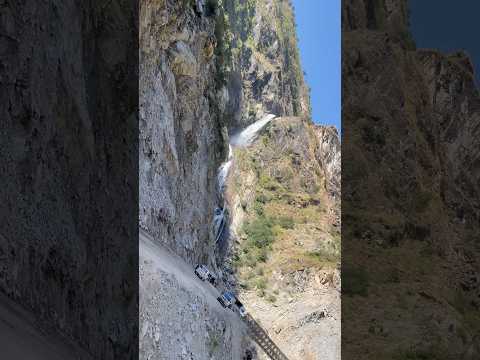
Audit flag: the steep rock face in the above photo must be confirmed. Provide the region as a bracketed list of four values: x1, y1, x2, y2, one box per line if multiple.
[0, 1, 137, 358]
[139, 1, 248, 359]
[225, 117, 341, 359]
[140, 0, 228, 264]
[314, 125, 341, 201]
[220, 0, 311, 128]
[343, 0, 480, 358]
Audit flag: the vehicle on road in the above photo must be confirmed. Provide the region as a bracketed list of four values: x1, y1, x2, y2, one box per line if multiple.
[217, 291, 235, 309]
[194, 265, 217, 285]
[234, 298, 247, 317]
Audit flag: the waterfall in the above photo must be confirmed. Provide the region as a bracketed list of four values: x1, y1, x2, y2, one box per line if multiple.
[214, 114, 277, 258]
[230, 114, 276, 147]
[217, 114, 276, 193]
[217, 144, 233, 192]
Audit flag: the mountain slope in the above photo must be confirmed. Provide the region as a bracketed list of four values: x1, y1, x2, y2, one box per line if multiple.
[343, 0, 480, 358]
[223, 117, 341, 359]
[140, 1, 341, 359]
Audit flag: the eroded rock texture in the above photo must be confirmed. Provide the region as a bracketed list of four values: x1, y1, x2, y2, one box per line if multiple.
[139, 1, 247, 358]
[0, 1, 138, 358]
[221, 0, 311, 128]
[140, 0, 227, 264]
[343, 0, 480, 358]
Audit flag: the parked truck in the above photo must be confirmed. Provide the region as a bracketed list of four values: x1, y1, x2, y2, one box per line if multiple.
[194, 264, 217, 285]
[217, 291, 235, 309]
[234, 298, 247, 318]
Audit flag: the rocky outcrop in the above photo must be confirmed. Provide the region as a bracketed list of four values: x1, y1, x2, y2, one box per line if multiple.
[314, 126, 341, 200]
[140, 0, 228, 264]
[221, 0, 311, 128]
[139, 1, 249, 358]
[343, 0, 480, 358]
[0, 1, 137, 358]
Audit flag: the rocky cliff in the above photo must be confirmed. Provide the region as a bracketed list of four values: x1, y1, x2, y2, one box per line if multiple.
[140, 0, 229, 265]
[140, 0, 341, 359]
[220, 0, 311, 128]
[343, 0, 480, 358]
[0, 1, 138, 358]
[139, 1, 252, 358]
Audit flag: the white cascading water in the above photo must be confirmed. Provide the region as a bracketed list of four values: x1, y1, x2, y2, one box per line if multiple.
[217, 114, 276, 192]
[214, 114, 277, 249]
[230, 113, 276, 147]
[217, 144, 233, 192]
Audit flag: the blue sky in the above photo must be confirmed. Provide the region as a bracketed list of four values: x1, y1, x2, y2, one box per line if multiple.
[292, 0, 341, 132]
[409, 1, 480, 85]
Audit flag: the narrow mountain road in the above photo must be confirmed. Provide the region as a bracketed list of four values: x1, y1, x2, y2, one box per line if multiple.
[0, 292, 91, 360]
[140, 229, 227, 311]
[140, 228, 290, 360]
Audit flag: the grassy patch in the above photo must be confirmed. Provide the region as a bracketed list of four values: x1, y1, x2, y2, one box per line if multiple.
[307, 249, 338, 264]
[259, 174, 280, 191]
[277, 216, 295, 230]
[255, 277, 267, 290]
[243, 216, 275, 248]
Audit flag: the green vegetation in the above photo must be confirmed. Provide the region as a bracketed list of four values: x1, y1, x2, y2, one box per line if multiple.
[272, 0, 308, 115]
[243, 216, 275, 249]
[307, 249, 338, 265]
[259, 174, 280, 191]
[212, 0, 229, 86]
[277, 216, 294, 229]
[255, 277, 267, 290]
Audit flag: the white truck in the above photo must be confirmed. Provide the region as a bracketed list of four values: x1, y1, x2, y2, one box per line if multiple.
[194, 264, 217, 285]
[234, 298, 247, 318]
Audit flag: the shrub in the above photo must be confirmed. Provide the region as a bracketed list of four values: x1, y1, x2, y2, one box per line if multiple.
[259, 174, 278, 191]
[256, 193, 269, 204]
[243, 216, 275, 248]
[308, 250, 338, 264]
[256, 248, 268, 262]
[255, 277, 267, 290]
[277, 216, 295, 230]
[253, 201, 264, 216]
